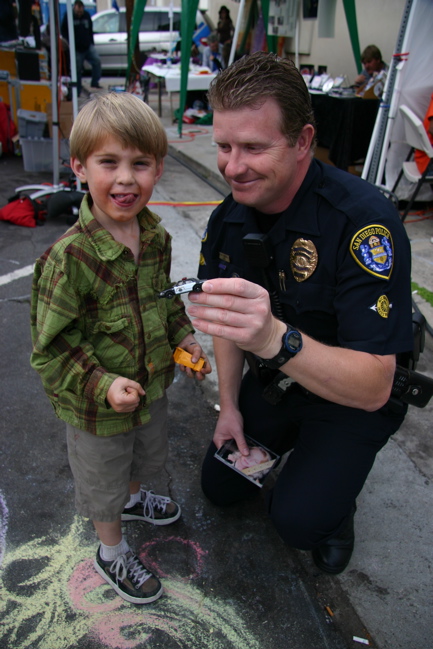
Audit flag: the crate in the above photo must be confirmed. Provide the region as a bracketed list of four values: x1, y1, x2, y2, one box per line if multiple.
[20, 137, 69, 172]
[17, 108, 47, 138]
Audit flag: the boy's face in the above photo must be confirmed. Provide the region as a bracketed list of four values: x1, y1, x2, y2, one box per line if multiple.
[71, 135, 163, 229]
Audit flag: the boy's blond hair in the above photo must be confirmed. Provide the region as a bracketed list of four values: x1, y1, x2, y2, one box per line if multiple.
[70, 92, 168, 163]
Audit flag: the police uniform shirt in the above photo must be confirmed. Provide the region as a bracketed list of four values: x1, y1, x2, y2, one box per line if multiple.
[198, 159, 413, 358]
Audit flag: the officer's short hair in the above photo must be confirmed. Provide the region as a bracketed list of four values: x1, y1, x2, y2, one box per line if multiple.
[207, 51, 316, 149]
[70, 92, 168, 163]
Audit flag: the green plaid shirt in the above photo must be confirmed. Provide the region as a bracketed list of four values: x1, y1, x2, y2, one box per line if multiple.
[30, 194, 194, 436]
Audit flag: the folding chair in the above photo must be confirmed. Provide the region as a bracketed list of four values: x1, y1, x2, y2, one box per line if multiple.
[391, 104, 433, 222]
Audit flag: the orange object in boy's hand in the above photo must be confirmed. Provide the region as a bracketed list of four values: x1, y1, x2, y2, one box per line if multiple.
[173, 347, 205, 372]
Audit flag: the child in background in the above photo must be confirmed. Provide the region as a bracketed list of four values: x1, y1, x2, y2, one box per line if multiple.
[30, 92, 211, 604]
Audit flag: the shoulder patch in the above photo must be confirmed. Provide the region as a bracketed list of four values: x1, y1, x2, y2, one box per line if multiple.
[350, 225, 393, 279]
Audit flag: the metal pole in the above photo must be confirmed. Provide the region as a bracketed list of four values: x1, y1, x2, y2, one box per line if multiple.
[65, 0, 81, 190]
[228, 0, 245, 67]
[48, 0, 59, 185]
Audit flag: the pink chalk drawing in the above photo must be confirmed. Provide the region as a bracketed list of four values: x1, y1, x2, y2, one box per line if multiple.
[0, 515, 261, 649]
[68, 557, 122, 613]
[138, 535, 208, 580]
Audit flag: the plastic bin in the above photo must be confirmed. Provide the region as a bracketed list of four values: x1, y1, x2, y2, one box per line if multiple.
[17, 109, 47, 138]
[20, 137, 69, 172]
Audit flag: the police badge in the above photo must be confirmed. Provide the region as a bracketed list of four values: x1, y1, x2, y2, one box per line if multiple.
[290, 238, 318, 282]
[350, 225, 394, 279]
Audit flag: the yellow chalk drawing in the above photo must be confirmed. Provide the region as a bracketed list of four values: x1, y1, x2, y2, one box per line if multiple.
[0, 516, 261, 649]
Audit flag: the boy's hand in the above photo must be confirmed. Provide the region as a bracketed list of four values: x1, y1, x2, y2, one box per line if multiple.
[177, 335, 212, 381]
[107, 377, 145, 412]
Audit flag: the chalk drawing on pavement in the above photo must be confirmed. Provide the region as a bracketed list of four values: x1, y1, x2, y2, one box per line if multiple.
[0, 489, 9, 568]
[0, 514, 261, 649]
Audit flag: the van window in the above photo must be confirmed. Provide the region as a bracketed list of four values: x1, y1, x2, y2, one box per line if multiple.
[140, 11, 158, 31]
[139, 11, 181, 32]
[93, 12, 120, 33]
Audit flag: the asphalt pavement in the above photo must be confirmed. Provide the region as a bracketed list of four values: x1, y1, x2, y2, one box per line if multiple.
[0, 82, 432, 649]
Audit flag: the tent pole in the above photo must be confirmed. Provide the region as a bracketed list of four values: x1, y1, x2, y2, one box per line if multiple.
[229, 0, 245, 66]
[65, 0, 80, 190]
[48, 0, 59, 185]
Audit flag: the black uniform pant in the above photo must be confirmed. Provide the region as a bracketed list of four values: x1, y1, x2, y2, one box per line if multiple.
[201, 370, 406, 551]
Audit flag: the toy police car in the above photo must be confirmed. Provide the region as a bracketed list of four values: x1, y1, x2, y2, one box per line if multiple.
[158, 278, 204, 299]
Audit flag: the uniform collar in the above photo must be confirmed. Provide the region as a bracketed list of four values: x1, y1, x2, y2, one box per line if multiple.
[78, 193, 163, 261]
[222, 160, 325, 240]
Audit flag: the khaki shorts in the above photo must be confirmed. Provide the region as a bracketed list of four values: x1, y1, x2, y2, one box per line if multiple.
[66, 393, 168, 522]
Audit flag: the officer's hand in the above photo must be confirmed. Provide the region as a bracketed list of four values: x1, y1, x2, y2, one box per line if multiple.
[188, 278, 286, 359]
[214, 404, 250, 456]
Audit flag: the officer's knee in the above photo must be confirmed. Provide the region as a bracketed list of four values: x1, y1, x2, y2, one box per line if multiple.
[268, 500, 324, 551]
[200, 475, 231, 506]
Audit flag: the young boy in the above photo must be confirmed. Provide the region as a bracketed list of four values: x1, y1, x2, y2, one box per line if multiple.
[30, 92, 211, 604]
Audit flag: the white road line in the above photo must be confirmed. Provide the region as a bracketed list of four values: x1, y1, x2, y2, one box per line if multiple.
[0, 264, 34, 287]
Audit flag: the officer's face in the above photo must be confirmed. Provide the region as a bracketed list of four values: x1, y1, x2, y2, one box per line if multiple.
[213, 98, 313, 214]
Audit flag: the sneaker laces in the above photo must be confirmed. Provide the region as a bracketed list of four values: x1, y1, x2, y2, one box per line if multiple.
[110, 551, 152, 588]
[141, 489, 171, 518]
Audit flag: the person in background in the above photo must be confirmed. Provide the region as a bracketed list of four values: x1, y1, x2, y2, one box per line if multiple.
[61, 0, 101, 95]
[414, 92, 433, 174]
[30, 93, 211, 605]
[202, 32, 225, 72]
[188, 52, 413, 576]
[354, 45, 388, 96]
[217, 5, 234, 68]
[0, 0, 18, 42]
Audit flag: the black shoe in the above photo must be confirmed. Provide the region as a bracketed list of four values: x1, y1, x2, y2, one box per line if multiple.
[94, 547, 163, 604]
[121, 489, 181, 525]
[91, 83, 102, 89]
[312, 505, 356, 575]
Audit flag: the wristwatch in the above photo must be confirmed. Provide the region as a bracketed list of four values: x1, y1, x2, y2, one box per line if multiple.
[258, 324, 303, 369]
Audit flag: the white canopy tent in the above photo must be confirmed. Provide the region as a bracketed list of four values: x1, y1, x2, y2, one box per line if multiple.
[362, 0, 433, 201]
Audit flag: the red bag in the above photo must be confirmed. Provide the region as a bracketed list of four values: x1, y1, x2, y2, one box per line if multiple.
[0, 196, 39, 227]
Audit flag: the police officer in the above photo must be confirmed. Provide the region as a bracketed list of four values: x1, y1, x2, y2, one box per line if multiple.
[188, 52, 413, 574]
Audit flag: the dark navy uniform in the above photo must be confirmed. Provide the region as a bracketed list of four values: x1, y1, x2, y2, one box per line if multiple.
[198, 159, 413, 550]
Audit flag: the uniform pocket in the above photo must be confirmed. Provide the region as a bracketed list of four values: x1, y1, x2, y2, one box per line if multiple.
[279, 282, 336, 316]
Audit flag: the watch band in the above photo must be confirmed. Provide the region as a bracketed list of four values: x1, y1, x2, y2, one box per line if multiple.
[258, 324, 303, 369]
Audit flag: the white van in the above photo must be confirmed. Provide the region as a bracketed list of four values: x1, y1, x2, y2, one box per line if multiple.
[92, 7, 213, 71]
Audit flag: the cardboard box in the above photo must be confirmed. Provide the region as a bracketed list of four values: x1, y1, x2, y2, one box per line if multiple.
[46, 101, 74, 139]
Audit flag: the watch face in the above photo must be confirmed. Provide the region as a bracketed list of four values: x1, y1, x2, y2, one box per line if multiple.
[284, 331, 302, 354]
[285, 330, 302, 353]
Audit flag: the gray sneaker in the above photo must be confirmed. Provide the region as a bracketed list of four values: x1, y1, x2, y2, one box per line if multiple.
[121, 489, 181, 525]
[94, 547, 163, 604]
